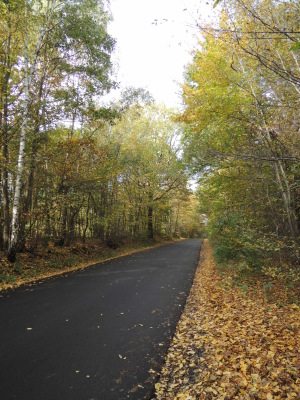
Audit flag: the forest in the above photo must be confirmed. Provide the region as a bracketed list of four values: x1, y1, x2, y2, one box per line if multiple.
[181, 0, 300, 289]
[0, 0, 300, 292]
[1, 1, 299, 397]
[155, 2, 300, 396]
[0, 0, 203, 275]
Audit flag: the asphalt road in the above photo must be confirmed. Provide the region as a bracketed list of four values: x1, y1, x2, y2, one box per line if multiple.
[0, 239, 202, 400]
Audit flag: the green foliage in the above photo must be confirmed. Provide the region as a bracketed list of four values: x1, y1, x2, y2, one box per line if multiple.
[0, 0, 209, 266]
[64, 257, 77, 267]
[210, 215, 263, 269]
[57, 0, 116, 93]
[13, 262, 24, 276]
[49, 259, 63, 269]
[180, 0, 300, 279]
[290, 42, 300, 51]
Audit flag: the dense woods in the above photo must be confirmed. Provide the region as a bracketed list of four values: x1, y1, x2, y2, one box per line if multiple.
[180, 0, 300, 285]
[1, 0, 300, 291]
[154, 3, 300, 396]
[1, 2, 298, 397]
[0, 0, 202, 267]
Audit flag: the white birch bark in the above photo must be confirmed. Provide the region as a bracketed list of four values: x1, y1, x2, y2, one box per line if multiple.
[269, 39, 300, 96]
[237, 56, 297, 238]
[9, 0, 56, 253]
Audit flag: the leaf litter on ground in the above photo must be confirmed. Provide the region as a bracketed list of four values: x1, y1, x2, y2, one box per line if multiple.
[0, 238, 182, 292]
[154, 239, 299, 399]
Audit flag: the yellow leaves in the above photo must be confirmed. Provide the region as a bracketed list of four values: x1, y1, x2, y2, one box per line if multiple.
[155, 240, 300, 400]
[240, 360, 248, 375]
[175, 393, 193, 399]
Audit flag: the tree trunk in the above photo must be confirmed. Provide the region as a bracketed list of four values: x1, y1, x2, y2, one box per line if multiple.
[1, 32, 11, 250]
[2, 143, 10, 250]
[82, 195, 91, 244]
[147, 193, 154, 239]
[238, 56, 298, 241]
[18, 68, 46, 250]
[8, 29, 30, 261]
[8, 0, 54, 261]
[58, 205, 68, 247]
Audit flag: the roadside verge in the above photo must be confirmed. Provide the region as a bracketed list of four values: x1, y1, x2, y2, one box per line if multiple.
[0, 238, 183, 292]
[154, 239, 299, 399]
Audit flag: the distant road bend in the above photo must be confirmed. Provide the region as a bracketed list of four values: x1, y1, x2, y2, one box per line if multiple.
[0, 239, 202, 400]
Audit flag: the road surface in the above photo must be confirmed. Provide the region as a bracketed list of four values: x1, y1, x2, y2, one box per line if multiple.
[0, 239, 202, 400]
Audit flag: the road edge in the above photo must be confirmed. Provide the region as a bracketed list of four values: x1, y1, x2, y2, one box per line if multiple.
[0, 238, 185, 293]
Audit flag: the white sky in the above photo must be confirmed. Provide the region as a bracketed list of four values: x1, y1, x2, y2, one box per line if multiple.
[106, 0, 215, 108]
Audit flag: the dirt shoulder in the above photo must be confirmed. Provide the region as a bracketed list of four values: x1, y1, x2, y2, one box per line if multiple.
[154, 239, 299, 400]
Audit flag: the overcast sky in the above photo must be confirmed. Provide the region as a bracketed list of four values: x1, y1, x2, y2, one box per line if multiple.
[106, 0, 215, 108]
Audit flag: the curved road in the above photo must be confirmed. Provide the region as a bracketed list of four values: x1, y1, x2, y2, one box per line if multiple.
[0, 239, 202, 400]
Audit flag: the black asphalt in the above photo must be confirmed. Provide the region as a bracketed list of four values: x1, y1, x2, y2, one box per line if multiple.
[0, 239, 202, 400]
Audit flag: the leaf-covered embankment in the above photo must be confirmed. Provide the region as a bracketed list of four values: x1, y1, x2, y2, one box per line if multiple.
[0, 238, 180, 292]
[154, 240, 299, 399]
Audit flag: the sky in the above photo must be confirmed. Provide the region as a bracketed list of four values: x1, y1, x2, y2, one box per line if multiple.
[105, 0, 216, 108]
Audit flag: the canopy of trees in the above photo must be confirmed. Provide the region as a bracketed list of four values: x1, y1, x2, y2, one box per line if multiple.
[180, 0, 300, 278]
[0, 0, 203, 263]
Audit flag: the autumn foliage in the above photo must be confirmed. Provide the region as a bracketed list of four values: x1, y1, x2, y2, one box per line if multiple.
[155, 240, 300, 399]
[180, 0, 300, 281]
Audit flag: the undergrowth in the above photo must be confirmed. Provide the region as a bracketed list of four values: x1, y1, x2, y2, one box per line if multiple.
[0, 237, 177, 291]
[215, 255, 300, 306]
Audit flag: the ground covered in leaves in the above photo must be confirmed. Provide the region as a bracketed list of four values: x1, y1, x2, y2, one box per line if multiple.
[154, 240, 299, 400]
[0, 238, 178, 291]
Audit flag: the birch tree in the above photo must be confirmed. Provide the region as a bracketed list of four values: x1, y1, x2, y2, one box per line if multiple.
[8, 0, 58, 261]
[7, 0, 116, 260]
[0, 0, 24, 249]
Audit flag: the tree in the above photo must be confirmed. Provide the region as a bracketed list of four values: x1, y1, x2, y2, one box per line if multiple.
[0, 0, 24, 249]
[180, 0, 300, 266]
[106, 103, 188, 240]
[0, 0, 116, 260]
[9, 0, 58, 260]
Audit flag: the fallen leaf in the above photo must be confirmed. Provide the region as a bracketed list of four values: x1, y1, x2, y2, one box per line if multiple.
[240, 360, 248, 375]
[153, 240, 300, 399]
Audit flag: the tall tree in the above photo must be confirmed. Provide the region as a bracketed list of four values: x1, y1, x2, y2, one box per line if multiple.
[180, 0, 300, 265]
[0, 0, 116, 260]
[9, 0, 58, 260]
